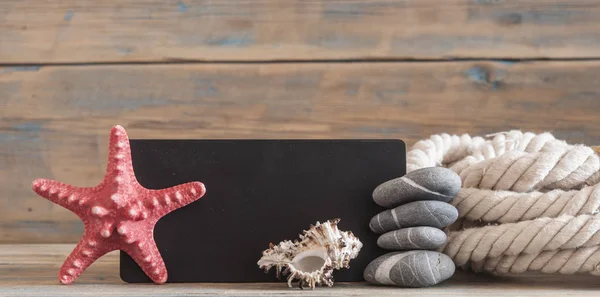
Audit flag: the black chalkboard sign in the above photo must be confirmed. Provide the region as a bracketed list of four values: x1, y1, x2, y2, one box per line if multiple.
[120, 139, 406, 283]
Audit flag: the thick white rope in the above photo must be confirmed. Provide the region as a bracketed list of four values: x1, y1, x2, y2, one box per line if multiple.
[445, 214, 600, 265]
[453, 147, 600, 191]
[407, 131, 600, 276]
[454, 185, 600, 224]
[469, 245, 600, 275]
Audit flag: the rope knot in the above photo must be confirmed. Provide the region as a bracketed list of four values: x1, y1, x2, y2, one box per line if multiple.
[409, 131, 600, 277]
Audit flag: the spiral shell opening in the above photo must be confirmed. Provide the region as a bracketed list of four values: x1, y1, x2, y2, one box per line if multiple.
[291, 248, 327, 273]
[257, 218, 362, 289]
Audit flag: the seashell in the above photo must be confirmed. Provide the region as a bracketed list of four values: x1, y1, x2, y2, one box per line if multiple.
[257, 218, 362, 289]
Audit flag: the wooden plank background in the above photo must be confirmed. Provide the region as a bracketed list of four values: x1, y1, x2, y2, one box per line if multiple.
[2, 0, 600, 243]
[2, 0, 600, 62]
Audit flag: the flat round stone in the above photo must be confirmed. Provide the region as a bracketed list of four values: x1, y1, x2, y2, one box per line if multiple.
[364, 251, 455, 287]
[369, 201, 458, 234]
[373, 167, 461, 208]
[377, 227, 447, 250]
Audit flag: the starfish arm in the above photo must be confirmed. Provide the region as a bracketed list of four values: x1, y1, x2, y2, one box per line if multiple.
[105, 125, 135, 178]
[145, 182, 206, 217]
[58, 233, 112, 284]
[32, 179, 91, 215]
[124, 237, 169, 284]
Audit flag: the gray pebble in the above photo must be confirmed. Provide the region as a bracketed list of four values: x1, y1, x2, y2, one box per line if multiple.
[373, 167, 461, 208]
[369, 201, 458, 234]
[377, 227, 447, 251]
[364, 251, 455, 287]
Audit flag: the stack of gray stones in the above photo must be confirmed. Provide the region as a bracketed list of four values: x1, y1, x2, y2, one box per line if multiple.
[363, 167, 462, 287]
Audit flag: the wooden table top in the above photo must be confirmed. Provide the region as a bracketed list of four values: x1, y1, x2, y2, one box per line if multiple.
[1, 244, 599, 296]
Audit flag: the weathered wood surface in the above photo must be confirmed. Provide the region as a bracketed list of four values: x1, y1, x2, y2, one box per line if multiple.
[0, 244, 598, 296]
[2, 61, 600, 243]
[2, 0, 600, 63]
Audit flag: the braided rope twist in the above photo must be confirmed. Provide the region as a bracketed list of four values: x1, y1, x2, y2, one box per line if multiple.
[407, 131, 600, 276]
[453, 147, 600, 192]
[454, 185, 600, 224]
[445, 214, 600, 265]
[469, 245, 600, 275]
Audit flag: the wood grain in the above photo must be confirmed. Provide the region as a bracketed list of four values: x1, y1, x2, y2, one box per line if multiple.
[1, 244, 599, 296]
[2, 0, 600, 63]
[2, 61, 600, 243]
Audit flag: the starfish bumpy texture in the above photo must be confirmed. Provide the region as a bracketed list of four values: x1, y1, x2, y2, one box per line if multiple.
[32, 125, 206, 284]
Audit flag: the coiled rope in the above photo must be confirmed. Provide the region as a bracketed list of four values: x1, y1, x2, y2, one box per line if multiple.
[407, 131, 600, 276]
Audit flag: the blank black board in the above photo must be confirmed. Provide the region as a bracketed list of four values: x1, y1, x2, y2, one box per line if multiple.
[120, 139, 406, 283]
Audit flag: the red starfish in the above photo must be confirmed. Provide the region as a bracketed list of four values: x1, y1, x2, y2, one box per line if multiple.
[31, 125, 206, 284]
